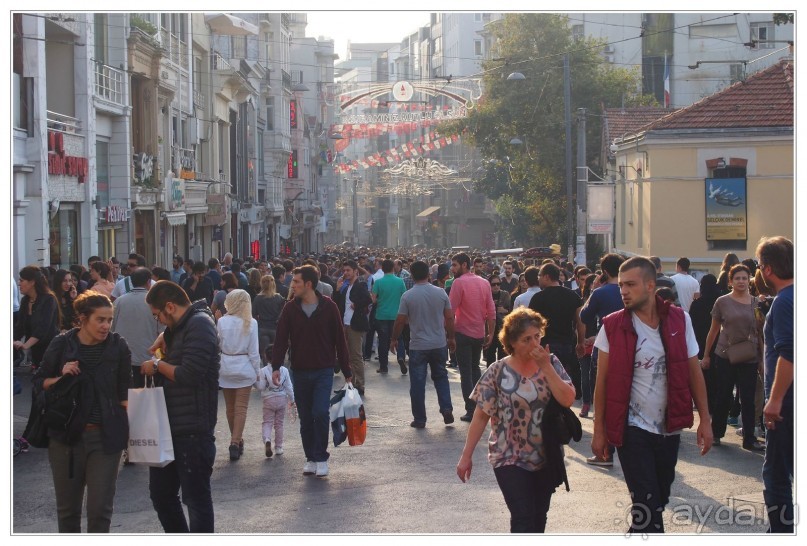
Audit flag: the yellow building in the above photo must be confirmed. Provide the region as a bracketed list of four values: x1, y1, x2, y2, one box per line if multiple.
[609, 60, 793, 275]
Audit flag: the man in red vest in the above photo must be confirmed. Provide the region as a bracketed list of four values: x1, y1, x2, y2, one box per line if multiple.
[591, 257, 712, 534]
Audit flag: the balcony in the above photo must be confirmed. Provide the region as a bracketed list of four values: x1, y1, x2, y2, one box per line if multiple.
[281, 69, 291, 92]
[46, 111, 82, 135]
[171, 145, 196, 179]
[160, 30, 189, 69]
[210, 51, 233, 71]
[193, 89, 206, 109]
[94, 62, 125, 106]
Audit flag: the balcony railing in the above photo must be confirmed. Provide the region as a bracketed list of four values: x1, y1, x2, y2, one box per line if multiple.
[172, 145, 196, 176]
[46, 110, 82, 135]
[160, 30, 189, 69]
[193, 89, 206, 109]
[94, 62, 125, 106]
[281, 69, 291, 91]
[210, 51, 232, 71]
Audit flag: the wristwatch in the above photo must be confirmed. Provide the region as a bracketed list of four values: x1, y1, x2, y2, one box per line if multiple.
[151, 356, 160, 373]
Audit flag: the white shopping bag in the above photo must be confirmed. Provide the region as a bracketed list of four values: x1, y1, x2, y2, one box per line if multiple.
[127, 378, 175, 467]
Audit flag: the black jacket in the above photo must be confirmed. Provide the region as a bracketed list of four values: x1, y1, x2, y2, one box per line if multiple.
[333, 279, 372, 332]
[158, 300, 220, 438]
[32, 329, 131, 453]
[182, 276, 215, 306]
[15, 294, 60, 365]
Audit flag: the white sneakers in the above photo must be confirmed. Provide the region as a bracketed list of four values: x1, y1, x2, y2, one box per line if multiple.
[275, 446, 284, 455]
[303, 460, 329, 477]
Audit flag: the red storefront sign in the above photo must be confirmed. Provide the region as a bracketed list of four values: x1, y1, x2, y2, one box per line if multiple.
[47, 131, 88, 182]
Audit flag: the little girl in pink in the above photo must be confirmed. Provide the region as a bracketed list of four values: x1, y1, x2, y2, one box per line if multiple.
[256, 364, 295, 457]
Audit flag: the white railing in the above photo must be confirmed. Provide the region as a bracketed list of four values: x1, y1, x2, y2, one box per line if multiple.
[94, 62, 125, 105]
[210, 52, 232, 71]
[46, 110, 82, 134]
[172, 145, 196, 174]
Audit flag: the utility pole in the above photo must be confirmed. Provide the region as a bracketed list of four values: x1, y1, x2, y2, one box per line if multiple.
[576, 107, 587, 267]
[563, 54, 573, 263]
[352, 177, 359, 245]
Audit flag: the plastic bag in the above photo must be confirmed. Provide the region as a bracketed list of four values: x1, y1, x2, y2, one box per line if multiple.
[127, 378, 175, 467]
[343, 385, 367, 446]
[329, 387, 348, 446]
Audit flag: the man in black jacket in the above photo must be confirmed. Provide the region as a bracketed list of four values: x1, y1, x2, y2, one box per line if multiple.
[333, 260, 372, 395]
[142, 281, 220, 533]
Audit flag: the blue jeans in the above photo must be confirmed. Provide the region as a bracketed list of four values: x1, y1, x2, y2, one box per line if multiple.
[290, 368, 333, 462]
[149, 433, 216, 533]
[376, 319, 395, 371]
[408, 347, 453, 424]
[763, 402, 794, 533]
[616, 426, 680, 534]
[396, 325, 410, 362]
[455, 332, 483, 414]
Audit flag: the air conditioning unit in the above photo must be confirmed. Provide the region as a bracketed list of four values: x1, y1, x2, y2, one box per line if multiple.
[604, 54, 615, 64]
[604, 45, 615, 54]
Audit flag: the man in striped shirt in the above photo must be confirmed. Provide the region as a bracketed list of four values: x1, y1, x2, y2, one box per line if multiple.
[449, 252, 496, 422]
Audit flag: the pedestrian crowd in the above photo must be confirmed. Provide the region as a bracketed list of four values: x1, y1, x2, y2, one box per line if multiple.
[12, 237, 793, 534]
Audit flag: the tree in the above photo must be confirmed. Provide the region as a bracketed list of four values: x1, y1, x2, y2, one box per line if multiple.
[446, 14, 652, 248]
[773, 13, 794, 26]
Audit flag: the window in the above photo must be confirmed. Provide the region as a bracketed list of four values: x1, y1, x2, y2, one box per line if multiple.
[193, 57, 202, 94]
[474, 40, 483, 56]
[572, 24, 584, 42]
[50, 205, 79, 268]
[232, 35, 247, 59]
[94, 14, 107, 64]
[474, 13, 482, 22]
[266, 97, 274, 131]
[96, 140, 110, 209]
[257, 131, 264, 177]
[730, 63, 746, 84]
[750, 22, 774, 49]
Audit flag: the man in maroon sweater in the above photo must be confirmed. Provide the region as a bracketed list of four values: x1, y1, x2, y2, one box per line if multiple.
[272, 265, 352, 478]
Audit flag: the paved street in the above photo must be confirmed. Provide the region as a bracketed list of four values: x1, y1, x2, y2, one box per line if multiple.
[12, 357, 769, 534]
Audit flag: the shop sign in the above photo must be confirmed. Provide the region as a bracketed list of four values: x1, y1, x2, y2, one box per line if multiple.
[105, 205, 129, 223]
[205, 193, 227, 225]
[48, 131, 88, 182]
[168, 178, 185, 211]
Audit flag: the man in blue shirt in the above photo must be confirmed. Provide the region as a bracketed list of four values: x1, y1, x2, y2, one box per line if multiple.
[580, 253, 624, 466]
[756, 236, 794, 533]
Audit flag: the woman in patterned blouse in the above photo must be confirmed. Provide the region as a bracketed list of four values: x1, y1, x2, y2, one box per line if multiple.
[456, 307, 575, 533]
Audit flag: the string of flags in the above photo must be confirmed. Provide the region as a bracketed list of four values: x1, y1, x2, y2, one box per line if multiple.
[330, 132, 461, 174]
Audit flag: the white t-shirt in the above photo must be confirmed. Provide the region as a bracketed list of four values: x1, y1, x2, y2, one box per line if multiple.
[342, 283, 354, 326]
[671, 273, 700, 312]
[595, 311, 698, 435]
[513, 286, 541, 309]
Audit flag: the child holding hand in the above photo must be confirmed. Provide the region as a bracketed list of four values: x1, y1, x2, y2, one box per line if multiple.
[256, 361, 295, 457]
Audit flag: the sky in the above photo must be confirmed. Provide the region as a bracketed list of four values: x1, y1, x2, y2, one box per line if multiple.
[305, 12, 431, 62]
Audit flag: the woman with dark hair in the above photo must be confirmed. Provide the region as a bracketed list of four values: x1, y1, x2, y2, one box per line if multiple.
[32, 290, 131, 532]
[89, 262, 114, 298]
[52, 269, 78, 332]
[716, 253, 740, 296]
[211, 272, 239, 319]
[484, 274, 511, 368]
[510, 273, 527, 302]
[14, 265, 61, 369]
[457, 307, 575, 533]
[69, 265, 89, 294]
[689, 273, 721, 420]
[700, 265, 764, 451]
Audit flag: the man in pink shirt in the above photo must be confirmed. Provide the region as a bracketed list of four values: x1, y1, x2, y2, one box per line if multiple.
[449, 252, 496, 422]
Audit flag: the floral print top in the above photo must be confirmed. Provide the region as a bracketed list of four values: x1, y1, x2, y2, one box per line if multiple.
[470, 355, 572, 472]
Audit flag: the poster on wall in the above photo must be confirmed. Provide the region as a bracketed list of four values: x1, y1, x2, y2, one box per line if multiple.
[704, 177, 747, 241]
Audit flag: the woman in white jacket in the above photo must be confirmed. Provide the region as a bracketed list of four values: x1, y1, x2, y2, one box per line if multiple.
[217, 289, 261, 461]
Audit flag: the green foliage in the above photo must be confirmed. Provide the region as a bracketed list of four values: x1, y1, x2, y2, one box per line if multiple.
[131, 15, 158, 36]
[773, 13, 794, 26]
[446, 14, 651, 248]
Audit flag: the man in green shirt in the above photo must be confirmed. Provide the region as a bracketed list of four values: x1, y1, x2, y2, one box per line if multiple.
[372, 259, 407, 374]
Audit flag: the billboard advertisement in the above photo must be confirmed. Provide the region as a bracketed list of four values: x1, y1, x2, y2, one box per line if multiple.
[705, 177, 747, 241]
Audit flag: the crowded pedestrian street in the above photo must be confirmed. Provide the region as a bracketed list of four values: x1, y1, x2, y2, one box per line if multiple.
[13, 352, 770, 534]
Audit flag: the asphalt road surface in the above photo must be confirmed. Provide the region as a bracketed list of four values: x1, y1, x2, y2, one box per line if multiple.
[12, 357, 770, 534]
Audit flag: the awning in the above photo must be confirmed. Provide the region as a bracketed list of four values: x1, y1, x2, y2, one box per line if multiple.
[204, 13, 259, 36]
[416, 206, 441, 218]
[163, 212, 187, 226]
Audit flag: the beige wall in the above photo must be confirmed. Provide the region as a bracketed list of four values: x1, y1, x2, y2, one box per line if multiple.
[615, 138, 793, 275]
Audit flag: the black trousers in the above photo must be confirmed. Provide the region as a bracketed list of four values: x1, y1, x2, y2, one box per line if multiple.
[493, 465, 557, 533]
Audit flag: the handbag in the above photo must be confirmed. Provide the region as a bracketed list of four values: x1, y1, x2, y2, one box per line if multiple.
[23, 390, 50, 448]
[126, 377, 175, 467]
[43, 374, 82, 432]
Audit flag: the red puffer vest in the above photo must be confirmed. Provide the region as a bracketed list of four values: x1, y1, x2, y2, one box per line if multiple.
[601, 296, 693, 446]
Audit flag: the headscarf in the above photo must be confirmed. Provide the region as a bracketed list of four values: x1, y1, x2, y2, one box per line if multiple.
[224, 289, 253, 334]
